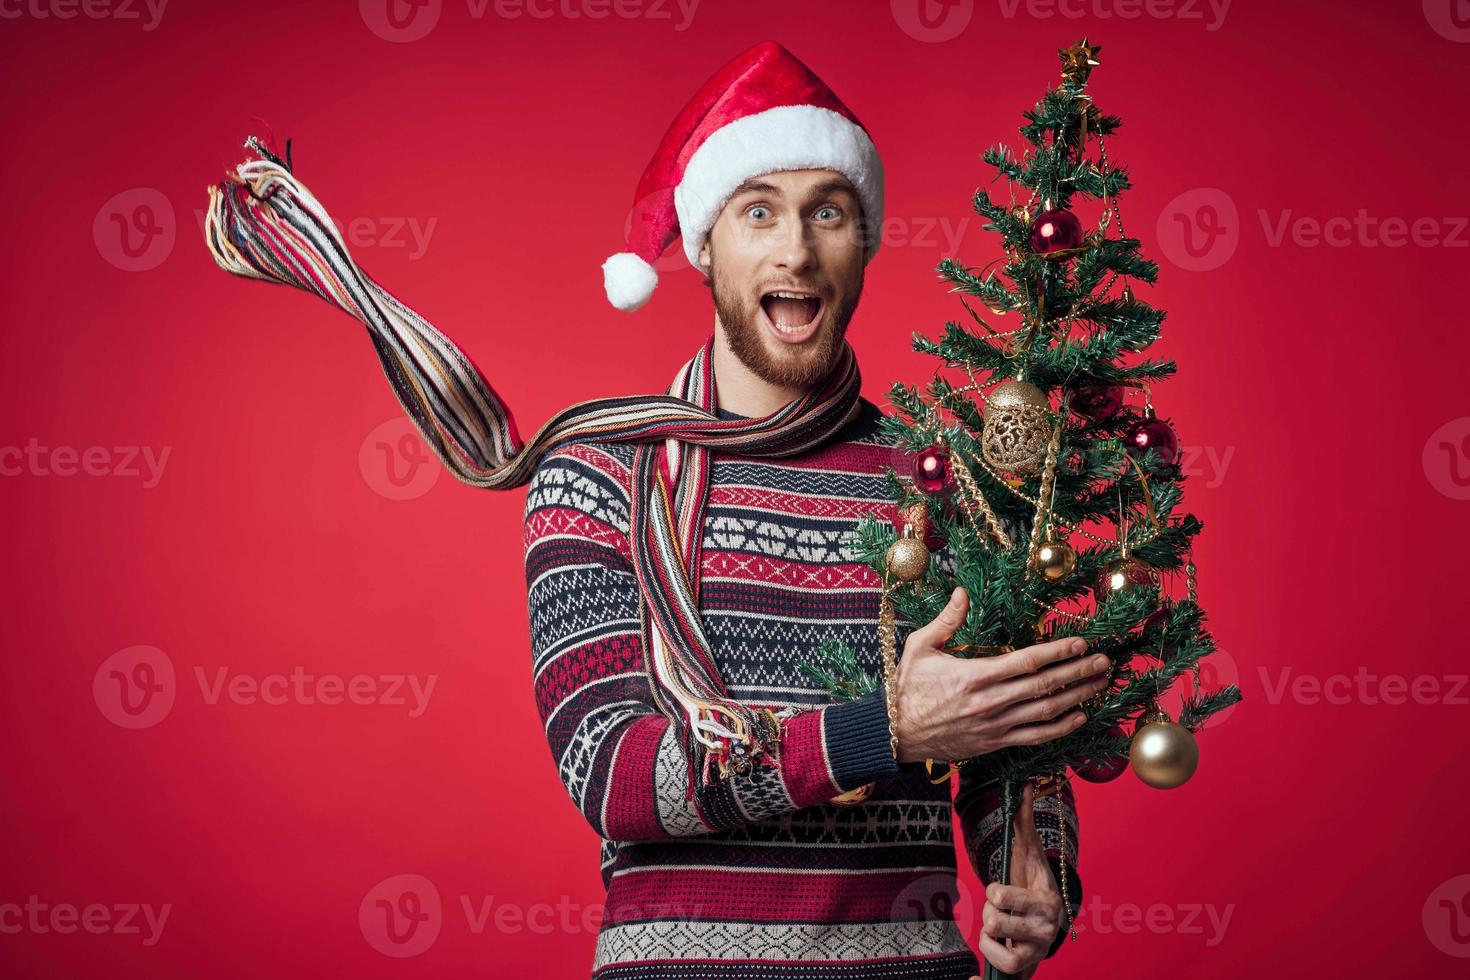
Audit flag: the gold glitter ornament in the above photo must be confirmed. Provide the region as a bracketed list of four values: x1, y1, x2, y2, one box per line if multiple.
[981, 379, 1052, 476]
[885, 536, 930, 583]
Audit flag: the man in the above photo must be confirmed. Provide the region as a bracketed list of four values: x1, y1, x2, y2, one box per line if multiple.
[202, 36, 1106, 980]
[527, 41, 1108, 979]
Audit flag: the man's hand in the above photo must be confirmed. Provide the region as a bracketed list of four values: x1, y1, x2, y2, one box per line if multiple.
[891, 587, 1111, 764]
[970, 781, 1066, 977]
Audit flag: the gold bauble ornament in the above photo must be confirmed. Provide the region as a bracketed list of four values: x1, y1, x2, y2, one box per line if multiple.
[1032, 537, 1077, 582]
[981, 380, 1052, 476]
[885, 536, 930, 583]
[1093, 556, 1156, 599]
[1130, 710, 1199, 789]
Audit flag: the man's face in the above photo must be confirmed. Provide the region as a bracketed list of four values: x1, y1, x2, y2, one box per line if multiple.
[698, 169, 867, 389]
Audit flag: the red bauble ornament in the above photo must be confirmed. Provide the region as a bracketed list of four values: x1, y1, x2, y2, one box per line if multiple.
[912, 446, 955, 496]
[1125, 416, 1180, 467]
[1029, 209, 1084, 256]
[1143, 601, 1178, 661]
[1074, 727, 1129, 783]
[1069, 382, 1124, 421]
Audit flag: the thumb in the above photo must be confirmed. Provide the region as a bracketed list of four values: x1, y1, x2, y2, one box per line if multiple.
[912, 587, 968, 650]
[1011, 782, 1040, 859]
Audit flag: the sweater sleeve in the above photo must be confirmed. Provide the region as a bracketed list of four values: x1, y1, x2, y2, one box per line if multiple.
[954, 768, 1083, 961]
[525, 442, 899, 842]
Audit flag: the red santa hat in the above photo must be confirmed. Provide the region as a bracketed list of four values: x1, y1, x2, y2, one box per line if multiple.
[601, 41, 885, 312]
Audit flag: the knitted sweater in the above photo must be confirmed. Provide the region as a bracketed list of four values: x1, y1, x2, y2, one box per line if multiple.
[524, 396, 1082, 979]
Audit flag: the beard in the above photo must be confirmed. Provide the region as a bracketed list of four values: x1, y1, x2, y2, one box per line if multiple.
[711, 263, 864, 390]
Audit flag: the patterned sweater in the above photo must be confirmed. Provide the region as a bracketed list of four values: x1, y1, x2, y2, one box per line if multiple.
[524, 396, 1082, 979]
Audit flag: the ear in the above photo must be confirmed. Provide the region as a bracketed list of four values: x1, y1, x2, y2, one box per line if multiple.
[697, 237, 711, 270]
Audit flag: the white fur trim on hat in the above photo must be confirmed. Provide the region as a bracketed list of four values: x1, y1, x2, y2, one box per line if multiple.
[602, 251, 659, 312]
[673, 104, 885, 271]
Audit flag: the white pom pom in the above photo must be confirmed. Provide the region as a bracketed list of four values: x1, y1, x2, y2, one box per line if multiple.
[602, 251, 658, 312]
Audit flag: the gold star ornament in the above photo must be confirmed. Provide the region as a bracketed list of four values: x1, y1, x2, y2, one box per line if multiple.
[1059, 38, 1101, 84]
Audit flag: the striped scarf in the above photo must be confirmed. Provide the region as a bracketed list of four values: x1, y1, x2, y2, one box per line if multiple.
[202, 134, 864, 791]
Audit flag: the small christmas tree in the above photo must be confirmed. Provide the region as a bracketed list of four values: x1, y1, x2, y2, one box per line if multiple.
[801, 39, 1241, 976]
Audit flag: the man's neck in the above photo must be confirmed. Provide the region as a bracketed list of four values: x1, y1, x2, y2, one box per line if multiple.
[710, 320, 810, 418]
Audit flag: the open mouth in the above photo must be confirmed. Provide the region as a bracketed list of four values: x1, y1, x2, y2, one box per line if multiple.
[758, 289, 824, 344]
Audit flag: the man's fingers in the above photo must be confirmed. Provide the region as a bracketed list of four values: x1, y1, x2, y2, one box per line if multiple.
[990, 672, 1108, 727]
[986, 882, 1040, 917]
[978, 933, 1031, 975]
[986, 650, 1111, 708]
[996, 710, 1087, 747]
[987, 635, 1094, 681]
[911, 587, 968, 648]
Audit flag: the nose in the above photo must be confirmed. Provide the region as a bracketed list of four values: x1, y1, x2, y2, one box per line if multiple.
[772, 218, 816, 275]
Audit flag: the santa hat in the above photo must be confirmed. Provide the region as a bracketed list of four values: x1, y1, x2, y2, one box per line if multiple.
[601, 41, 885, 312]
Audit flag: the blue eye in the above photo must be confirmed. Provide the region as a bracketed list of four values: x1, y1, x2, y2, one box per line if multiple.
[748, 205, 771, 221]
[815, 206, 840, 221]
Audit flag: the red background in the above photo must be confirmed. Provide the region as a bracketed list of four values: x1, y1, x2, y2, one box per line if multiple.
[3, 1, 1469, 976]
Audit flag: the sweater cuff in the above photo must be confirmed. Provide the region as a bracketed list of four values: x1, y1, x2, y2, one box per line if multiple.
[822, 687, 900, 791]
